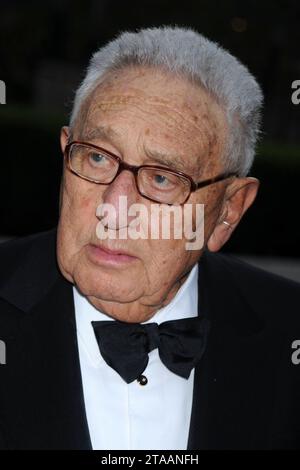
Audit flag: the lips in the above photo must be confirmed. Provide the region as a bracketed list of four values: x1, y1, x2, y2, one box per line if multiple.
[92, 243, 136, 257]
[87, 243, 138, 265]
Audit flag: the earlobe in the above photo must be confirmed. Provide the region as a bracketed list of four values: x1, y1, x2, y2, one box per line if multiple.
[206, 219, 233, 252]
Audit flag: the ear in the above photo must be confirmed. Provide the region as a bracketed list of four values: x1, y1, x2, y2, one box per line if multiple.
[207, 177, 260, 252]
[60, 126, 70, 154]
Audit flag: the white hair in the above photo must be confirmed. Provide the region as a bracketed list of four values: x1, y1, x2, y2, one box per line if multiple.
[70, 26, 263, 176]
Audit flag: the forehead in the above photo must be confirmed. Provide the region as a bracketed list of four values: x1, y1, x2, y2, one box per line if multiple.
[75, 66, 227, 172]
[85, 66, 222, 122]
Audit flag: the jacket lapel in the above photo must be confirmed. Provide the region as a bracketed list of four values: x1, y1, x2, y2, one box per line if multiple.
[0, 230, 92, 449]
[187, 251, 275, 450]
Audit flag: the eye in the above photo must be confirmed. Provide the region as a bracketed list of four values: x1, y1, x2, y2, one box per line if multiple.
[154, 174, 169, 185]
[88, 152, 109, 166]
[152, 172, 177, 189]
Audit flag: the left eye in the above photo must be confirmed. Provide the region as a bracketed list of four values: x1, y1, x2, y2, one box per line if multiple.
[151, 172, 178, 189]
[154, 174, 169, 185]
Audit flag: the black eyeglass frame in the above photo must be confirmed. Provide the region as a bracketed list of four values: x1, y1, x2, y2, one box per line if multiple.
[65, 141, 238, 204]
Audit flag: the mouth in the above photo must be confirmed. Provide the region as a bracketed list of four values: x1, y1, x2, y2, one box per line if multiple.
[86, 243, 138, 266]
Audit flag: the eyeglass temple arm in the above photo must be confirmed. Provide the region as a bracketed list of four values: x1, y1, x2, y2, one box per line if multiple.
[193, 172, 237, 190]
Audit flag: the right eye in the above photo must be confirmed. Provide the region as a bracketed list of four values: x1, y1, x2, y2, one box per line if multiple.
[88, 152, 109, 167]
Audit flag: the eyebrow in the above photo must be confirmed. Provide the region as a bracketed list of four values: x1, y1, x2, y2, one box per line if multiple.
[143, 146, 196, 174]
[82, 125, 120, 143]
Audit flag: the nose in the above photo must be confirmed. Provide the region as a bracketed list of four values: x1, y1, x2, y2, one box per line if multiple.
[96, 169, 140, 230]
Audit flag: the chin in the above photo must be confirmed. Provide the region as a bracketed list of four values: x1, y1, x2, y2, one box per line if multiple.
[74, 268, 143, 304]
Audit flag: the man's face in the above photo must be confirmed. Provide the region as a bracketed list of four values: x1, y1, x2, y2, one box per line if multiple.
[57, 67, 228, 322]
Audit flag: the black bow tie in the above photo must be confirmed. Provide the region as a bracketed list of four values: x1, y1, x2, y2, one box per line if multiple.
[91, 316, 210, 384]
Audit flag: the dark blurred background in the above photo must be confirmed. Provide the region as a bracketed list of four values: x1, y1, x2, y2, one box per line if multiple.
[0, 0, 299, 269]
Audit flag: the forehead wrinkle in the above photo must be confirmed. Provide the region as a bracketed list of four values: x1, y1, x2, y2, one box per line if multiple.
[81, 124, 121, 143]
[138, 106, 220, 174]
[91, 98, 216, 163]
[92, 93, 215, 137]
[86, 83, 223, 134]
[142, 144, 198, 174]
[146, 102, 224, 160]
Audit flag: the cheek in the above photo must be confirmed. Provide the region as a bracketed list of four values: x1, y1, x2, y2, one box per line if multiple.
[142, 241, 196, 296]
[62, 174, 102, 221]
[139, 206, 198, 262]
[59, 177, 106, 257]
[146, 237, 193, 275]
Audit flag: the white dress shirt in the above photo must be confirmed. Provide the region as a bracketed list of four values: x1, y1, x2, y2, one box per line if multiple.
[73, 264, 198, 450]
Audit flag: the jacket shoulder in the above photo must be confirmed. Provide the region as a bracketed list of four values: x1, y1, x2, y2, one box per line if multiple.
[202, 250, 300, 327]
[0, 228, 59, 317]
[0, 229, 57, 284]
[204, 250, 300, 289]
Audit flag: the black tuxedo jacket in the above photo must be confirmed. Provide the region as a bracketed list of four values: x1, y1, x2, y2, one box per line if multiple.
[0, 228, 300, 450]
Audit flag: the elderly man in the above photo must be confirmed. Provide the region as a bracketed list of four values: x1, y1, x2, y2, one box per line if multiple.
[0, 27, 299, 450]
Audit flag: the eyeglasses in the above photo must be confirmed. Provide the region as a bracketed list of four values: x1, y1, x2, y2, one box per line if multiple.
[65, 141, 237, 205]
